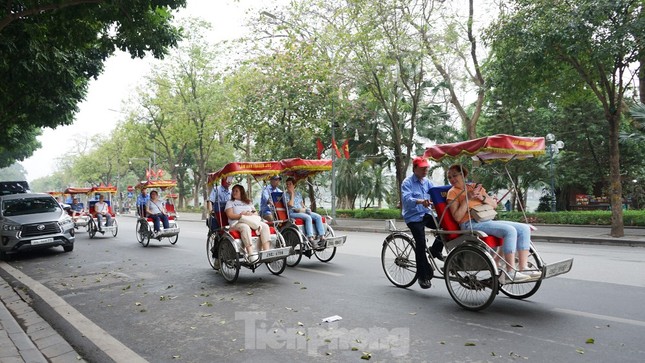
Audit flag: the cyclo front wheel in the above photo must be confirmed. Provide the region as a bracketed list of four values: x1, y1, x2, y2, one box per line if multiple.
[219, 238, 240, 283]
[266, 233, 287, 275]
[313, 226, 337, 263]
[500, 247, 543, 300]
[381, 232, 417, 288]
[281, 227, 303, 267]
[444, 244, 498, 311]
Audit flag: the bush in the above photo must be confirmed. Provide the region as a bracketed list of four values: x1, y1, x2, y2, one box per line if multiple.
[332, 208, 645, 226]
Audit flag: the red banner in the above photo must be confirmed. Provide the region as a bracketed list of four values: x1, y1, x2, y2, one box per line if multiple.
[331, 138, 341, 159]
[342, 139, 350, 159]
[316, 138, 324, 159]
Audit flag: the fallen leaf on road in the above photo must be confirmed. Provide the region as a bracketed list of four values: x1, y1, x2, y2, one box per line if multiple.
[585, 338, 595, 344]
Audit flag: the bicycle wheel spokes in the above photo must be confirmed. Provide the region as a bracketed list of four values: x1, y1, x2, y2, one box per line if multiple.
[381, 234, 417, 288]
[444, 246, 498, 311]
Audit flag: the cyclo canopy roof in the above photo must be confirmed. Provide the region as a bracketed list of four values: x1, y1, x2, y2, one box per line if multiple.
[135, 179, 178, 190]
[207, 161, 283, 186]
[64, 187, 91, 195]
[423, 134, 545, 163]
[280, 158, 331, 181]
[90, 184, 118, 194]
[207, 159, 333, 186]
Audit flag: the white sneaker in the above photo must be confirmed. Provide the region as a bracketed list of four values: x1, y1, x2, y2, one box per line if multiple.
[524, 270, 542, 279]
[512, 271, 532, 282]
[500, 271, 532, 284]
[246, 253, 259, 264]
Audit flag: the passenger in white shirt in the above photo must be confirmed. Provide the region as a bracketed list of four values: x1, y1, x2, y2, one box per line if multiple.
[94, 194, 112, 232]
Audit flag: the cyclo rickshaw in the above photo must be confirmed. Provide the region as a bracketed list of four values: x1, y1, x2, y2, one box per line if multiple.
[205, 161, 293, 283]
[87, 184, 119, 239]
[272, 158, 347, 267]
[134, 179, 180, 247]
[64, 187, 91, 231]
[381, 134, 574, 311]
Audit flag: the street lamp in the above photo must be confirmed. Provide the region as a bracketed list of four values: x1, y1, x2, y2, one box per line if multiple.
[546, 133, 564, 212]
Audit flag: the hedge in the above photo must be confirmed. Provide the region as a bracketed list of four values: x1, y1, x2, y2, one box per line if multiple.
[334, 208, 645, 226]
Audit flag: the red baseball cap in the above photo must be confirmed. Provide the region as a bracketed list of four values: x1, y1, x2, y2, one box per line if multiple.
[412, 156, 429, 168]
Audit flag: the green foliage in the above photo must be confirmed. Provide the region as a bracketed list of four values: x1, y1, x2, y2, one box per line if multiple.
[0, 163, 27, 181]
[337, 208, 645, 226]
[501, 211, 645, 226]
[0, 0, 185, 164]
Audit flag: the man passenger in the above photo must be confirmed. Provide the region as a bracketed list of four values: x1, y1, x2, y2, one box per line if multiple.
[260, 175, 282, 222]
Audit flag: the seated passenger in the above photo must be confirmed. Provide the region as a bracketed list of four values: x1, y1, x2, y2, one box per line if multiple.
[260, 175, 282, 222]
[283, 177, 326, 247]
[70, 198, 84, 217]
[225, 184, 271, 263]
[446, 164, 540, 282]
[94, 194, 112, 232]
[146, 190, 169, 236]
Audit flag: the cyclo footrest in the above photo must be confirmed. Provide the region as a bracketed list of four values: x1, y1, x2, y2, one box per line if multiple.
[543, 258, 574, 279]
[155, 228, 180, 238]
[323, 235, 346, 248]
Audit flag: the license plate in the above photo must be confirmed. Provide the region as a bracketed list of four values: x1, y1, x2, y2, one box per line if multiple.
[262, 249, 289, 259]
[31, 237, 54, 245]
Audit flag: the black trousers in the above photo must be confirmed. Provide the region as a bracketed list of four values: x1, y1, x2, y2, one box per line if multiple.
[406, 214, 444, 280]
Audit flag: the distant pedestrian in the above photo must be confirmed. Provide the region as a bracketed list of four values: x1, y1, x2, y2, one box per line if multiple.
[505, 200, 511, 212]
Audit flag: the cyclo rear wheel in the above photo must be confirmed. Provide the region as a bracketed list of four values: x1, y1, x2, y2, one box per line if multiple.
[381, 232, 417, 288]
[206, 234, 219, 270]
[88, 219, 97, 239]
[444, 244, 498, 311]
[500, 247, 543, 299]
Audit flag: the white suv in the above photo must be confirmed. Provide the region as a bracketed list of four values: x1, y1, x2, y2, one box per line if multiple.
[0, 193, 75, 259]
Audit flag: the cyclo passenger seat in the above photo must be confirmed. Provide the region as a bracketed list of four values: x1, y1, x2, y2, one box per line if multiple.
[271, 192, 328, 226]
[211, 210, 277, 239]
[429, 186, 503, 249]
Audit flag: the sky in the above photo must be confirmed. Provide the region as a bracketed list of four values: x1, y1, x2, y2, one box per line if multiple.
[20, 0, 279, 182]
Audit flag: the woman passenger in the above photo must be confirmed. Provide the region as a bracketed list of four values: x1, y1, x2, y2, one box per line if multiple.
[446, 164, 540, 282]
[225, 184, 271, 263]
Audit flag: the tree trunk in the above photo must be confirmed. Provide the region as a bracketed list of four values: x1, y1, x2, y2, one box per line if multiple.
[608, 113, 624, 237]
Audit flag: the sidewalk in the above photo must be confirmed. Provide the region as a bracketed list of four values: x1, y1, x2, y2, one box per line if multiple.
[0, 273, 84, 363]
[1, 214, 643, 363]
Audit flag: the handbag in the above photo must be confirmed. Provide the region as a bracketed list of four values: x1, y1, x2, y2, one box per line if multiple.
[239, 214, 263, 230]
[470, 204, 497, 222]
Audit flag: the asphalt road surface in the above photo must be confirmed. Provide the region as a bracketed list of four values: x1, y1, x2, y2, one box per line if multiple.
[3, 216, 644, 362]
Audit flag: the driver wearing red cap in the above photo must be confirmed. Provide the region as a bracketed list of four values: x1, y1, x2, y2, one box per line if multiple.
[400, 156, 445, 289]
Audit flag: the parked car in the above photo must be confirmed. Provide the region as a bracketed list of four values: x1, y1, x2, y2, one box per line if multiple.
[0, 181, 30, 195]
[0, 193, 75, 259]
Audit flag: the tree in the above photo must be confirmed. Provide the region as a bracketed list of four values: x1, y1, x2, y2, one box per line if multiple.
[0, 163, 27, 181]
[486, 0, 644, 237]
[0, 0, 186, 167]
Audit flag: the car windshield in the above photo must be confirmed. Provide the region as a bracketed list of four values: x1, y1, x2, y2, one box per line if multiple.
[2, 197, 60, 216]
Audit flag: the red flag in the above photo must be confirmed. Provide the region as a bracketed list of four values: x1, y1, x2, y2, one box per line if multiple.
[157, 169, 164, 179]
[316, 138, 324, 159]
[146, 169, 151, 180]
[331, 138, 341, 158]
[342, 139, 350, 159]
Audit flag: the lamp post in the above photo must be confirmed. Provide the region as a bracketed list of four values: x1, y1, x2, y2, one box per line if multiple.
[546, 133, 564, 212]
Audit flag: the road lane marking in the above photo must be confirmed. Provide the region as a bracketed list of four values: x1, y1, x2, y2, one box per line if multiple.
[554, 308, 645, 327]
[293, 267, 344, 277]
[0, 262, 149, 363]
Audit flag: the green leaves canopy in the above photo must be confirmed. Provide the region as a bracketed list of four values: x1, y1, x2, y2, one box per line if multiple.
[0, 0, 186, 167]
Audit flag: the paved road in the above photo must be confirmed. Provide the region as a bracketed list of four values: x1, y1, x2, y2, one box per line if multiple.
[0, 214, 645, 362]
